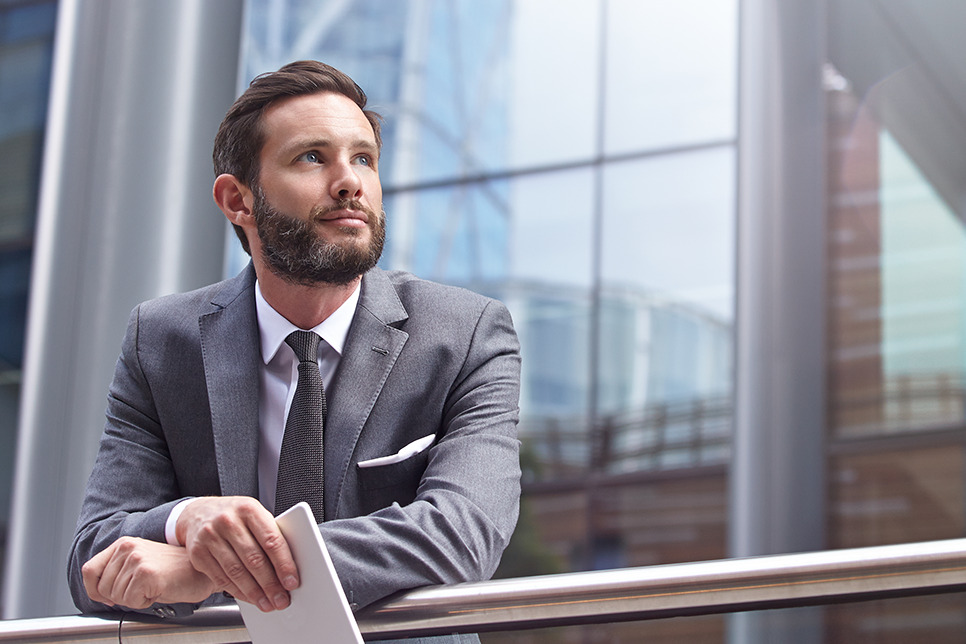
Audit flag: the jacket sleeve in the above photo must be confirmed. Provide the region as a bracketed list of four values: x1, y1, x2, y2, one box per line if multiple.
[66, 305, 197, 617]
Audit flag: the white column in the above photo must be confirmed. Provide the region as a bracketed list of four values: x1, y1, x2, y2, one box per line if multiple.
[730, 0, 828, 640]
[3, 0, 244, 618]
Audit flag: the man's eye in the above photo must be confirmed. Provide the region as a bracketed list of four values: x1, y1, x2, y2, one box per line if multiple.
[300, 151, 321, 163]
[355, 155, 371, 166]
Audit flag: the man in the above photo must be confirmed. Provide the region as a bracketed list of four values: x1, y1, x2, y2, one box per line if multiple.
[67, 60, 522, 635]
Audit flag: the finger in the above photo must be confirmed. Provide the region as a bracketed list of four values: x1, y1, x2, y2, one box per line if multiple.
[96, 546, 128, 605]
[100, 539, 153, 609]
[117, 570, 160, 610]
[111, 560, 150, 610]
[194, 508, 287, 610]
[82, 547, 113, 605]
[232, 512, 297, 610]
[244, 518, 300, 610]
[248, 515, 299, 593]
[180, 497, 288, 611]
[219, 523, 287, 612]
[187, 524, 277, 609]
[186, 535, 254, 605]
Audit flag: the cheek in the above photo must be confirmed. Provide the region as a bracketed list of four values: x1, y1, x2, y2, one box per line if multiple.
[360, 166, 381, 189]
[366, 177, 383, 205]
[274, 182, 321, 214]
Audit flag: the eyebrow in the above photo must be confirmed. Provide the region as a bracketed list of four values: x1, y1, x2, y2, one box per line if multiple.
[284, 138, 379, 157]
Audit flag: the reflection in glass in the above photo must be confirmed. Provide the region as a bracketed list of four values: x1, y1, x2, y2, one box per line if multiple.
[880, 132, 966, 431]
[826, 4, 966, 641]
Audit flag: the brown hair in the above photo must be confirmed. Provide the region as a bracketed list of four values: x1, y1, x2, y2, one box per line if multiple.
[213, 60, 383, 254]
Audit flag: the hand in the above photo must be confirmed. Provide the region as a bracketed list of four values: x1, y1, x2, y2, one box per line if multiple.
[176, 496, 299, 612]
[82, 537, 217, 609]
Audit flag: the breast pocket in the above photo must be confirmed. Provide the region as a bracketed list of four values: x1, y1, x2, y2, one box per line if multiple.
[355, 450, 430, 514]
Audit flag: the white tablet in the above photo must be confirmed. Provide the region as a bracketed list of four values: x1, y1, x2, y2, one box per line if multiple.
[238, 502, 363, 644]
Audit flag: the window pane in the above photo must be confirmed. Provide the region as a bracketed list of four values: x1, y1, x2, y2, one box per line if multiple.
[508, 168, 595, 287]
[507, 0, 601, 169]
[601, 149, 736, 320]
[604, 0, 738, 155]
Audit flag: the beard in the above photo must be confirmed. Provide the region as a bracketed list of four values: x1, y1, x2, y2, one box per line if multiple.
[251, 186, 385, 287]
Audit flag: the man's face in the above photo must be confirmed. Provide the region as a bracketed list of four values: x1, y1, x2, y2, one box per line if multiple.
[251, 91, 385, 286]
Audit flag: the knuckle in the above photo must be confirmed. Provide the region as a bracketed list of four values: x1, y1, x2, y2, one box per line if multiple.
[225, 561, 247, 580]
[192, 523, 217, 550]
[262, 533, 285, 553]
[185, 542, 205, 561]
[243, 550, 269, 571]
[238, 500, 260, 520]
[209, 570, 231, 587]
[115, 536, 137, 552]
[198, 522, 220, 539]
[212, 513, 233, 529]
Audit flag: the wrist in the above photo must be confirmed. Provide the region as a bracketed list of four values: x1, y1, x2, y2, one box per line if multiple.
[165, 498, 198, 546]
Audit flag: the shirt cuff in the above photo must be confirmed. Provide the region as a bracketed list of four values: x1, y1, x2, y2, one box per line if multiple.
[164, 498, 197, 546]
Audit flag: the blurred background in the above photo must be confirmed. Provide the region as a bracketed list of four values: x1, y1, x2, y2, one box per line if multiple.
[2, 0, 966, 641]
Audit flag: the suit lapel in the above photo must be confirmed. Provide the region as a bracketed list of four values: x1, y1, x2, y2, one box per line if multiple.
[325, 269, 409, 518]
[199, 264, 261, 498]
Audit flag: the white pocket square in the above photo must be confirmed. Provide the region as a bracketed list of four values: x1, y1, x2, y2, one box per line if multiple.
[357, 434, 435, 469]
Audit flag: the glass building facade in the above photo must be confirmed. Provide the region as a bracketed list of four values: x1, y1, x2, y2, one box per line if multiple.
[3, 0, 966, 641]
[235, 0, 738, 591]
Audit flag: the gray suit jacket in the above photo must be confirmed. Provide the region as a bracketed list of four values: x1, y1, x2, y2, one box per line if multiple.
[68, 265, 521, 634]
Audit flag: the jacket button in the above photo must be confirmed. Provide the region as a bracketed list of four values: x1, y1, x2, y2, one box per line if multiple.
[153, 605, 176, 618]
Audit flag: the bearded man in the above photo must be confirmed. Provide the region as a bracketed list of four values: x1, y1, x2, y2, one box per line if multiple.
[67, 61, 521, 644]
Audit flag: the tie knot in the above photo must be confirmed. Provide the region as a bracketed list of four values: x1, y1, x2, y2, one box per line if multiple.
[285, 330, 321, 364]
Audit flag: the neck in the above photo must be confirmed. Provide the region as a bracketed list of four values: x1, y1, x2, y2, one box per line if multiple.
[255, 264, 361, 329]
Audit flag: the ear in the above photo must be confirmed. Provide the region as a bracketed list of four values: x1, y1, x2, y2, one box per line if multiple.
[213, 174, 254, 227]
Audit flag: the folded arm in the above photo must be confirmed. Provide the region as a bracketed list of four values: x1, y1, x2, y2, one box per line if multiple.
[69, 294, 522, 615]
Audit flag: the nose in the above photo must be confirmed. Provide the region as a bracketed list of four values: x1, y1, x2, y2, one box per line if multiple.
[330, 161, 363, 201]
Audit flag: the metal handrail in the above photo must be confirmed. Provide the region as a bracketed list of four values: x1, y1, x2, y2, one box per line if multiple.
[4, 538, 966, 642]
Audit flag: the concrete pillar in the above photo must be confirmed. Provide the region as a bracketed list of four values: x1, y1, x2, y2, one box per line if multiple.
[730, 0, 828, 640]
[3, 0, 243, 618]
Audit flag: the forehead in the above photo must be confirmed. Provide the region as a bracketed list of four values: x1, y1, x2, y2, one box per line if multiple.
[259, 91, 376, 154]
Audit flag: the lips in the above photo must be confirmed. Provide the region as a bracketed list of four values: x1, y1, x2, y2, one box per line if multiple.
[319, 209, 368, 224]
[314, 200, 373, 225]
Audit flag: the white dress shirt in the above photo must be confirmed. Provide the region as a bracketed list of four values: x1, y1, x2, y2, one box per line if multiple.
[164, 279, 360, 544]
[254, 280, 359, 512]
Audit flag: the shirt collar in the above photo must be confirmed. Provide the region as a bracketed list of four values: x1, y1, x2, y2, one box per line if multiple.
[255, 280, 361, 365]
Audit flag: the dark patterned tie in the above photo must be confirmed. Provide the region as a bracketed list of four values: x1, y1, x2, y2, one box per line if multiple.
[275, 330, 326, 522]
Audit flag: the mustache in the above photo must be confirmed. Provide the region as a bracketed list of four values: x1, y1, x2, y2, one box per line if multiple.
[311, 199, 379, 221]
